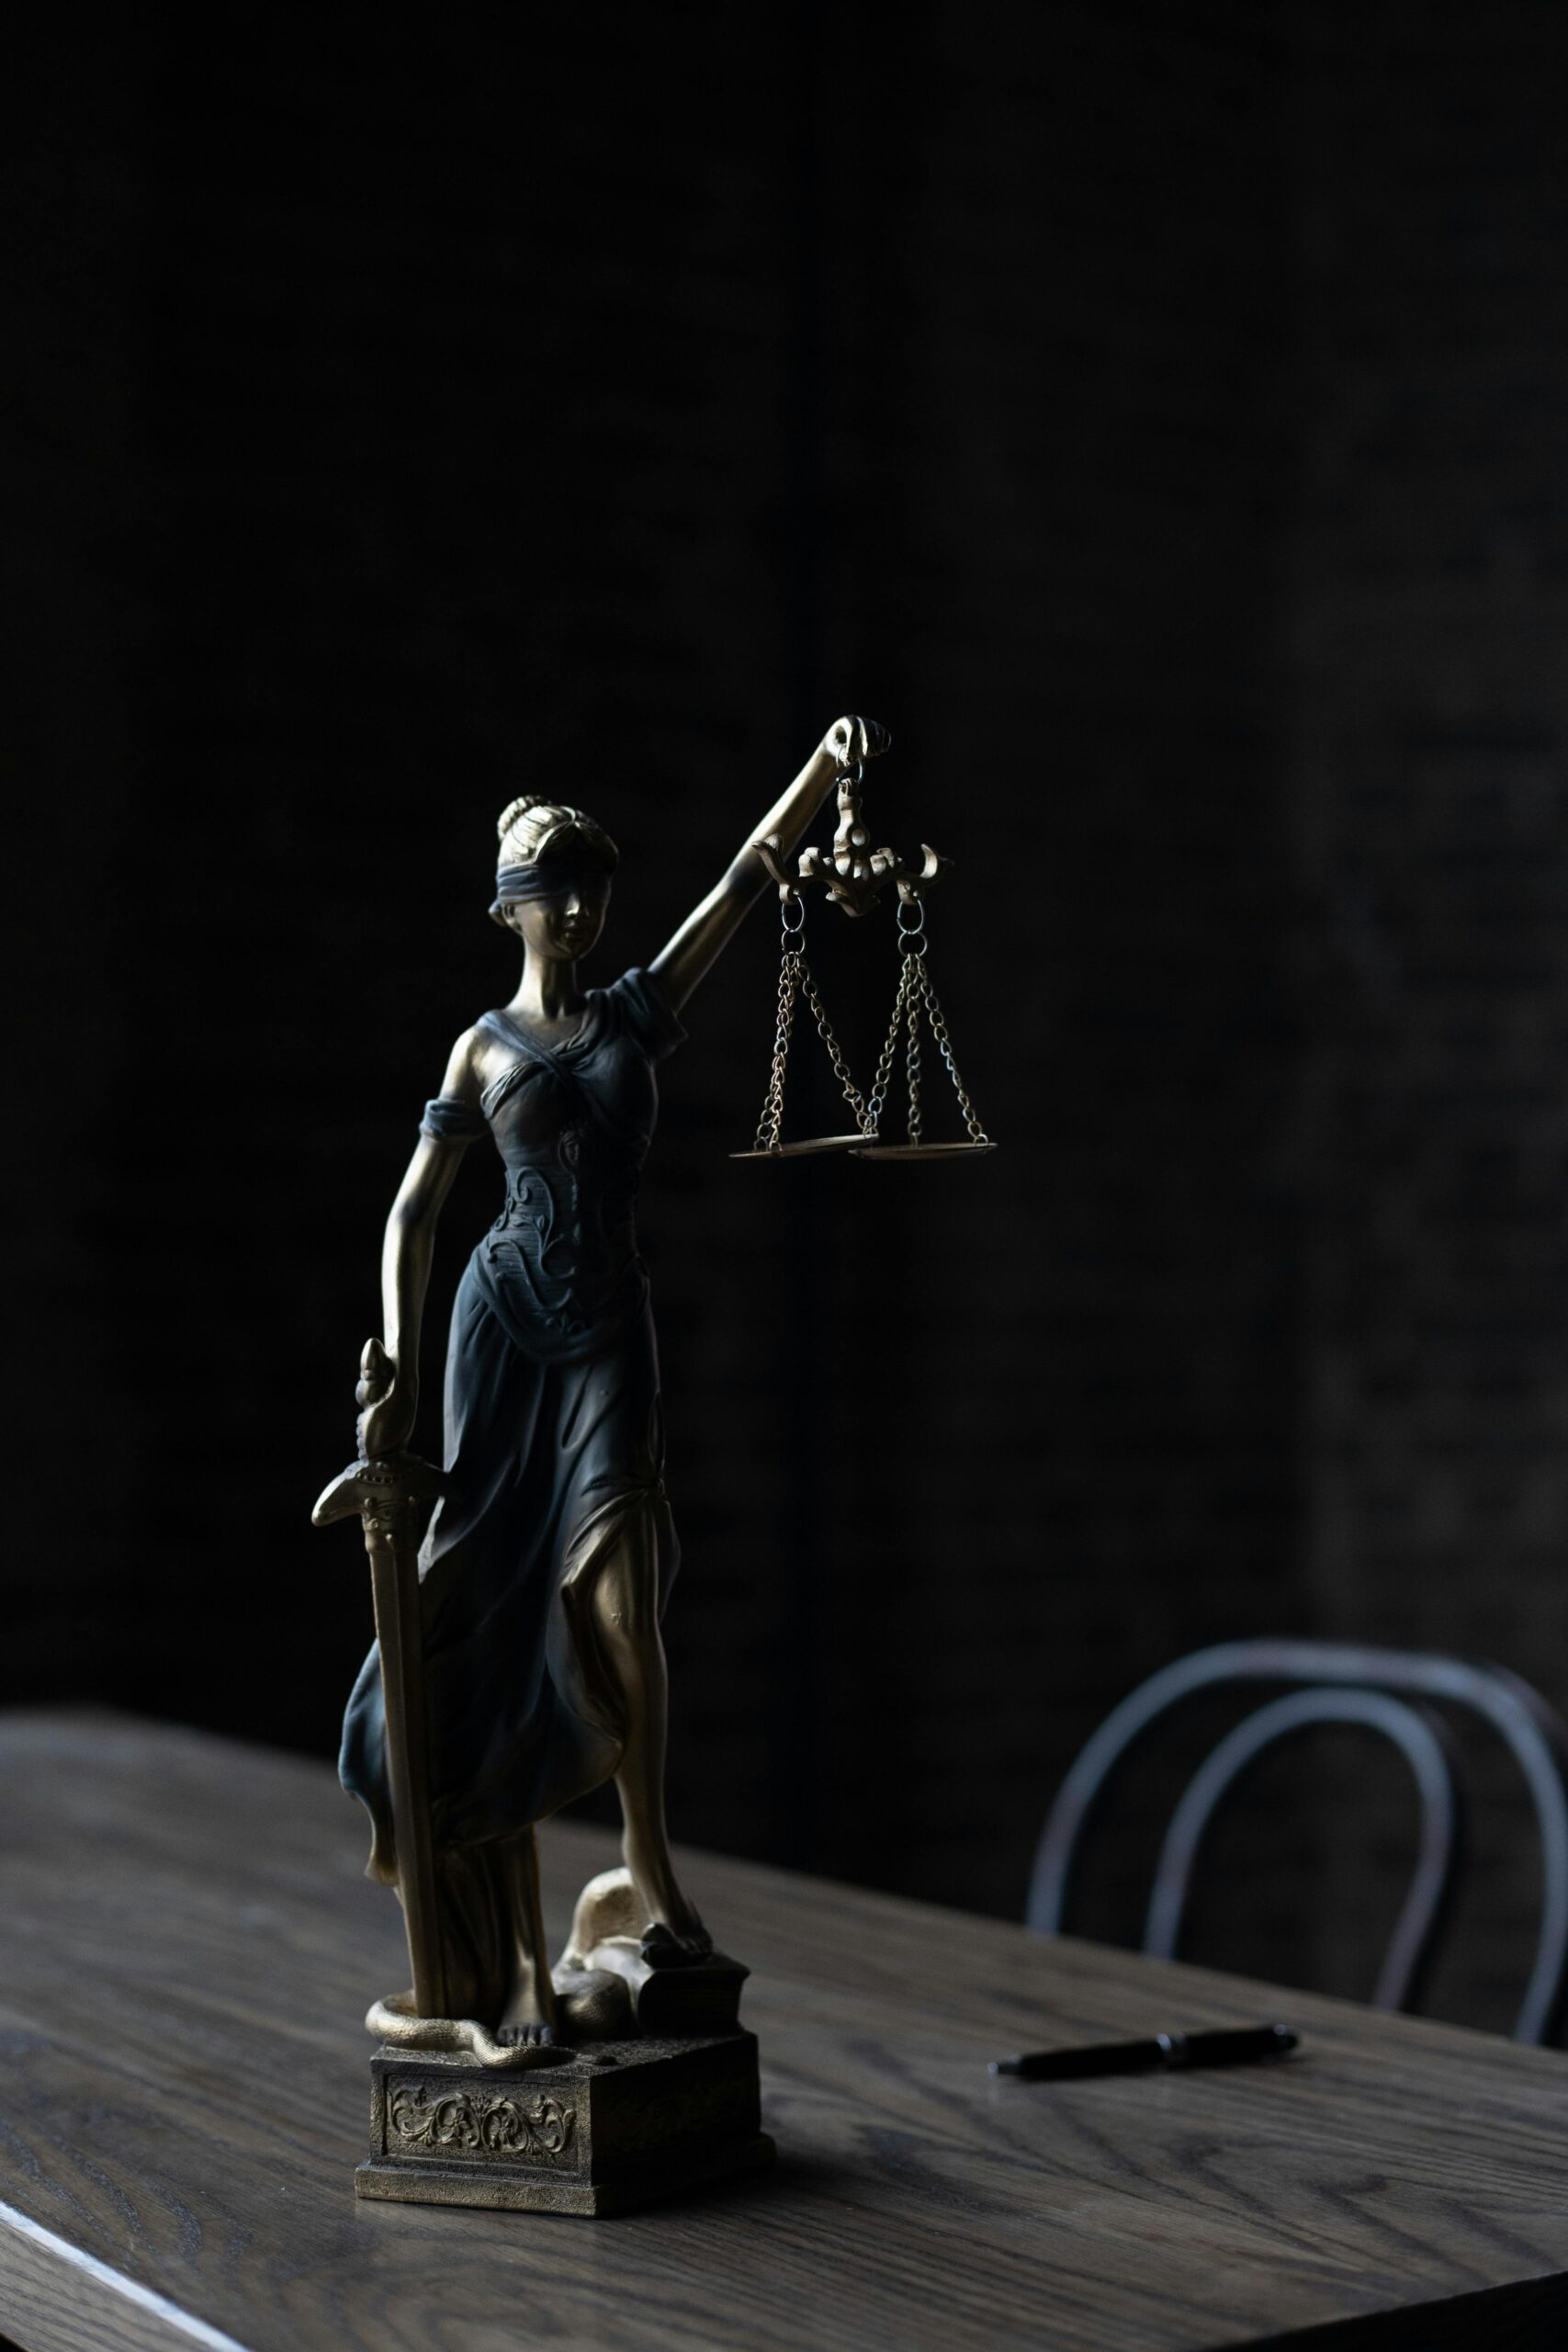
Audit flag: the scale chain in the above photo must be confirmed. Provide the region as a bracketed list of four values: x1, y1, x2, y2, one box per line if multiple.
[905, 976, 923, 1146]
[866, 953, 919, 1136]
[797, 965, 873, 1135]
[753, 914, 875, 1149]
[753, 944, 803, 1152]
[913, 956, 991, 1147]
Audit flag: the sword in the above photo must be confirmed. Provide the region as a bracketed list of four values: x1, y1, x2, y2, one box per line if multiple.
[312, 1338, 448, 2020]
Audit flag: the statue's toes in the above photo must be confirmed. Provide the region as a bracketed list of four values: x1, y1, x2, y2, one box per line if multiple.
[497, 2019, 557, 2048]
[640, 1915, 713, 1969]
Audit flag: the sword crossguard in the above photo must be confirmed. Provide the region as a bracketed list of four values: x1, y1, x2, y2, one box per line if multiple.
[311, 1449, 446, 1540]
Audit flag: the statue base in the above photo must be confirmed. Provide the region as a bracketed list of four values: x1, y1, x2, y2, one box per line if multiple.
[355, 2030, 773, 2216]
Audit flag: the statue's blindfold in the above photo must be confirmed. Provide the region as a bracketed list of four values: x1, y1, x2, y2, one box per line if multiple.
[494, 858, 613, 905]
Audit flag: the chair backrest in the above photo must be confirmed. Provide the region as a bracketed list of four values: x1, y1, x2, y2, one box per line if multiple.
[1026, 1639, 1568, 2042]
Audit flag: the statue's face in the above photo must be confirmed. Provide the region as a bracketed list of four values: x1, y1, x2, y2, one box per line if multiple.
[505, 878, 611, 963]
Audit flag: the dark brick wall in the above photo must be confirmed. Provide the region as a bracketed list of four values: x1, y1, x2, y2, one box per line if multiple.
[7, 6, 1563, 2028]
[1285, 0, 1568, 2029]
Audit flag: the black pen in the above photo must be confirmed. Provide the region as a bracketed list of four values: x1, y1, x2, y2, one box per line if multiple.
[990, 2023, 1299, 2081]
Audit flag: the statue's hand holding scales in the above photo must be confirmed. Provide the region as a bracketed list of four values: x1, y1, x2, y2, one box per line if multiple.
[823, 713, 891, 769]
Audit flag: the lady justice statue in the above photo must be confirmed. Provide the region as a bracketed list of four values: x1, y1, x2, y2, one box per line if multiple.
[318, 716, 888, 2210]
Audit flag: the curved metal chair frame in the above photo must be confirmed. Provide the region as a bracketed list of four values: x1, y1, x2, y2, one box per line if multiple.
[1026, 1640, 1568, 2043]
[1143, 1687, 1463, 2014]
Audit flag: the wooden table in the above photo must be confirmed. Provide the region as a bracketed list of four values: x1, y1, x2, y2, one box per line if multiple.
[3, 1715, 1568, 2350]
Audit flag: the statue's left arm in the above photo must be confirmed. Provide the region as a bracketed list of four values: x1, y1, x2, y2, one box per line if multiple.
[649, 714, 888, 1009]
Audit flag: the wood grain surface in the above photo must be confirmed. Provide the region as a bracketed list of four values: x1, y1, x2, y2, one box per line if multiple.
[2, 1713, 1568, 2351]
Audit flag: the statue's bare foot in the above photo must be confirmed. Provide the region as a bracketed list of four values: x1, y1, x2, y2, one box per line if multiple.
[639, 1913, 714, 1970]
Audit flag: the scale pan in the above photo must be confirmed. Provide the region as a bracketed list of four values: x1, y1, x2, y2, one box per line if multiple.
[850, 1141, 998, 1161]
[730, 1134, 868, 1160]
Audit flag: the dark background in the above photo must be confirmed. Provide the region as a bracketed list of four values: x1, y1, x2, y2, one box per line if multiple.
[8, 5, 1568, 2031]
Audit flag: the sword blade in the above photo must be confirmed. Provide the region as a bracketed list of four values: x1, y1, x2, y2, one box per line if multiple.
[314, 1447, 447, 2020]
[363, 1497, 447, 2021]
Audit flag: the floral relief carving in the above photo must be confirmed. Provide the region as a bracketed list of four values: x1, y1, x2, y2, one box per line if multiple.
[388, 2080, 576, 2164]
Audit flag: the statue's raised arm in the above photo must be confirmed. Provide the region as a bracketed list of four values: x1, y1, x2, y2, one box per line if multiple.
[649, 714, 889, 1009]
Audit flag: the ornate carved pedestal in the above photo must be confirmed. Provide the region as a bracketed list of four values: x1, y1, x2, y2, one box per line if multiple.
[356, 2030, 773, 2216]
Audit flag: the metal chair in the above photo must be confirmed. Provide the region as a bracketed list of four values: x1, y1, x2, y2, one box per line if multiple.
[1026, 1640, 1568, 2042]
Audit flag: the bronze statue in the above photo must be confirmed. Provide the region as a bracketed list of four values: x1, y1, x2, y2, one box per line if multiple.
[314, 712, 998, 2208]
[322, 717, 884, 2065]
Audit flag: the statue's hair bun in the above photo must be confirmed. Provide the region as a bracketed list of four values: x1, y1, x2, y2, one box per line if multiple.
[493, 796, 618, 888]
[496, 793, 551, 843]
